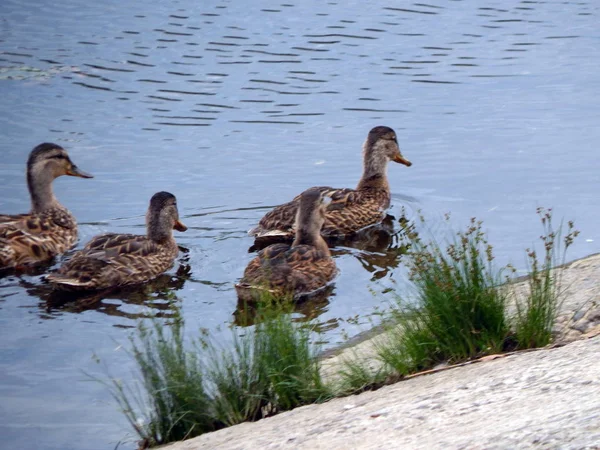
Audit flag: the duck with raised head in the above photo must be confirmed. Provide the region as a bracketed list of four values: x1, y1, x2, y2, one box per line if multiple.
[0, 143, 93, 269]
[46, 191, 187, 290]
[249, 126, 412, 241]
[236, 188, 337, 301]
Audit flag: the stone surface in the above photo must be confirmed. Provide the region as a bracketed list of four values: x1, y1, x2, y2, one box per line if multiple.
[164, 337, 600, 450]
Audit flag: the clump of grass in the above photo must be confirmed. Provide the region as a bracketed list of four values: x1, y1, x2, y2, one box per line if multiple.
[207, 299, 330, 425]
[378, 210, 578, 376]
[110, 294, 330, 447]
[380, 217, 510, 373]
[514, 207, 579, 347]
[336, 356, 394, 395]
[110, 315, 217, 447]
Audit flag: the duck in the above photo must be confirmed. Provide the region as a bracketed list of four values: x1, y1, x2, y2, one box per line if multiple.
[46, 191, 187, 291]
[236, 187, 337, 302]
[249, 126, 412, 241]
[0, 143, 93, 269]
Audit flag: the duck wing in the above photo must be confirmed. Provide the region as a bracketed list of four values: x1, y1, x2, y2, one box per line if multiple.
[239, 243, 335, 297]
[0, 213, 77, 268]
[48, 233, 174, 290]
[250, 185, 385, 239]
[249, 186, 336, 239]
[321, 187, 388, 236]
[283, 245, 337, 294]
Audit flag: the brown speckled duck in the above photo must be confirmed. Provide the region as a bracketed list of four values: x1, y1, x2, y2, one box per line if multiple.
[0, 143, 93, 269]
[249, 126, 411, 241]
[236, 187, 337, 302]
[46, 191, 187, 290]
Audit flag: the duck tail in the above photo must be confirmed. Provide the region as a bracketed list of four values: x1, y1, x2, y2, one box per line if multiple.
[46, 273, 94, 289]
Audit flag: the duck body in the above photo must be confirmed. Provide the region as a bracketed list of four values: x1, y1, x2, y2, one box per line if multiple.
[249, 126, 411, 241]
[0, 207, 78, 268]
[47, 191, 187, 291]
[250, 184, 391, 240]
[237, 188, 337, 302]
[0, 143, 92, 270]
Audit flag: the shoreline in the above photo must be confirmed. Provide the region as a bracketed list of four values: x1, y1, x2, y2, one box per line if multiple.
[161, 252, 600, 449]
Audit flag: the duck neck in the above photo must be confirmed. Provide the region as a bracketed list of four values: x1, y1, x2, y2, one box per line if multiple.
[147, 215, 174, 244]
[28, 169, 60, 212]
[293, 229, 330, 255]
[292, 214, 330, 254]
[356, 148, 389, 192]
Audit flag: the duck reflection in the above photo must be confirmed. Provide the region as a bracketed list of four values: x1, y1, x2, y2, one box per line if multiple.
[331, 214, 413, 281]
[233, 284, 338, 334]
[20, 256, 191, 321]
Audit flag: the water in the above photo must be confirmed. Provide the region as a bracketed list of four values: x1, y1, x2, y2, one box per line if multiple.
[1, 0, 599, 448]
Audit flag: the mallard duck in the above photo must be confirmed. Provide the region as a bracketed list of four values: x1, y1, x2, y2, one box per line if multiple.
[0, 143, 93, 269]
[236, 187, 337, 301]
[249, 126, 411, 241]
[46, 191, 187, 290]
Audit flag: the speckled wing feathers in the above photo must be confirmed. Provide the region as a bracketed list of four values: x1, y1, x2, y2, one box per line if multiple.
[251, 186, 389, 239]
[47, 233, 179, 290]
[0, 209, 78, 268]
[239, 243, 336, 299]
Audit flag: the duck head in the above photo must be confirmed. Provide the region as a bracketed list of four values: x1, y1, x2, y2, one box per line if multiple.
[146, 191, 187, 242]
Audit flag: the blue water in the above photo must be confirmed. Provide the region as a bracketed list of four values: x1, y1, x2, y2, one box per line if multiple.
[1, 0, 599, 448]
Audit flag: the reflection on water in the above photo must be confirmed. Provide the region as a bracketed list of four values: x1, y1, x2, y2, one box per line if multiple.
[330, 214, 413, 282]
[1, 0, 599, 449]
[16, 259, 192, 321]
[233, 285, 335, 331]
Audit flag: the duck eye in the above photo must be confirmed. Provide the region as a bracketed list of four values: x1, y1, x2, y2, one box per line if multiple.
[52, 154, 66, 160]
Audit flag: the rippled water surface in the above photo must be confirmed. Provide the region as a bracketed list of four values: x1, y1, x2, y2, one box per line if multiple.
[1, 0, 599, 448]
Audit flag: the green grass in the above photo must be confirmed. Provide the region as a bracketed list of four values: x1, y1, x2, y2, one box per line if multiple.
[379, 217, 511, 373]
[378, 209, 578, 375]
[513, 208, 579, 348]
[109, 316, 217, 447]
[109, 298, 330, 446]
[207, 301, 331, 426]
[335, 355, 394, 395]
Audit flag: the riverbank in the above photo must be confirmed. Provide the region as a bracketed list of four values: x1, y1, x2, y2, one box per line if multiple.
[162, 253, 600, 449]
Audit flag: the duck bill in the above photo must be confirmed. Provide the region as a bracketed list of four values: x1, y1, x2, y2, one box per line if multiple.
[392, 154, 412, 167]
[174, 219, 188, 232]
[66, 164, 94, 178]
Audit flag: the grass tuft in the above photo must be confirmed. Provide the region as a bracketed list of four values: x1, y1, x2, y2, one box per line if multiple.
[110, 296, 330, 447]
[336, 356, 393, 394]
[379, 217, 510, 373]
[378, 210, 578, 374]
[207, 300, 330, 425]
[109, 315, 217, 447]
[514, 207, 579, 348]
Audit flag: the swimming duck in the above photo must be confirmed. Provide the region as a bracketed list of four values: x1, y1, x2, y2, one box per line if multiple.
[236, 187, 337, 301]
[46, 191, 187, 290]
[0, 143, 93, 269]
[249, 126, 411, 241]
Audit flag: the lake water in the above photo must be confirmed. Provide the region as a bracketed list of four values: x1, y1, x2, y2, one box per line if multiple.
[1, 0, 599, 448]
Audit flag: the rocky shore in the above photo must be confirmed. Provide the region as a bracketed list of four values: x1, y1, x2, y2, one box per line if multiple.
[163, 253, 600, 450]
